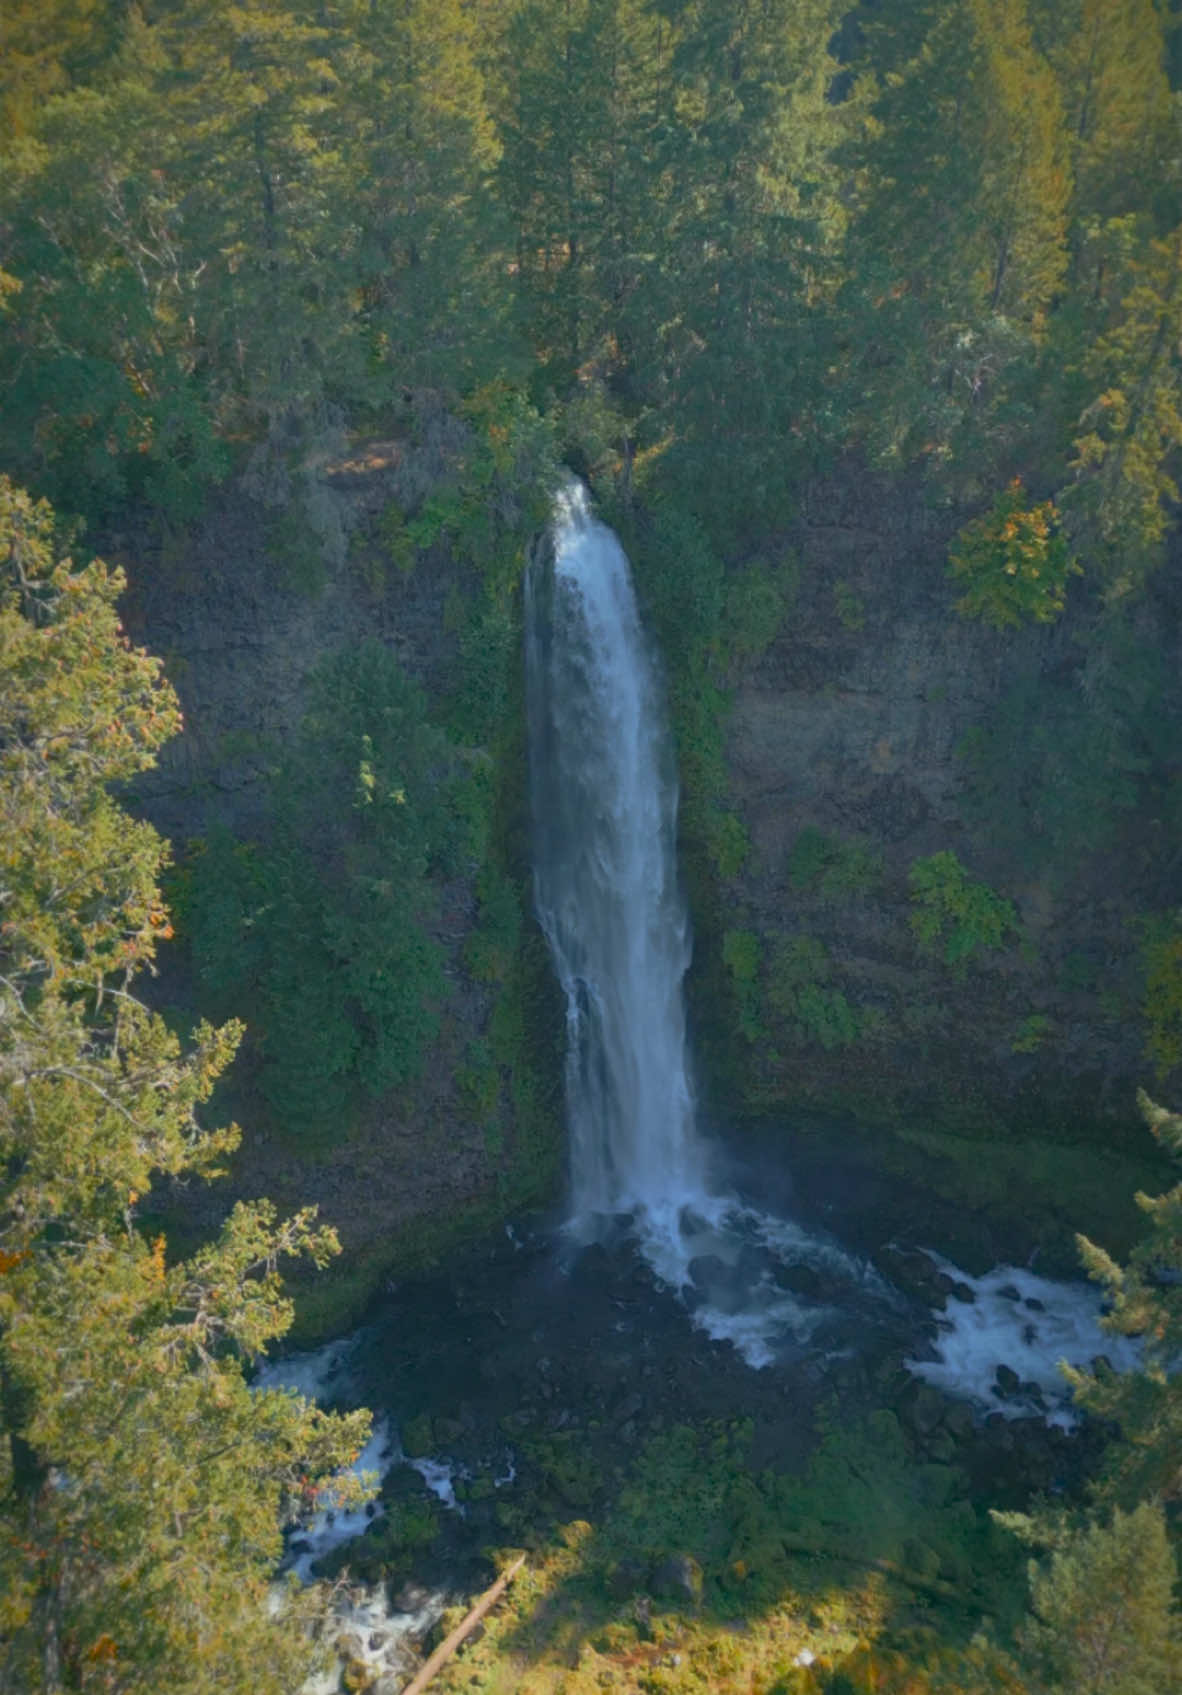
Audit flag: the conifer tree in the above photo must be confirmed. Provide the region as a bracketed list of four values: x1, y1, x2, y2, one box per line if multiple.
[1030, 0, 1175, 230]
[1063, 226, 1182, 585]
[1015, 1503, 1180, 1695]
[1064, 1090, 1182, 1506]
[0, 478, 370, 1694]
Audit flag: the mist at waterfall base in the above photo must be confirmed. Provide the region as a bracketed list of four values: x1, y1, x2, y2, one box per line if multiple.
[526, 482, 1128, 1406]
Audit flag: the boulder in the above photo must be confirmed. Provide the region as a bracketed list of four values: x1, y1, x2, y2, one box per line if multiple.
[994, 1364, 1021, 1398]
[650, 1553, 703, 1608]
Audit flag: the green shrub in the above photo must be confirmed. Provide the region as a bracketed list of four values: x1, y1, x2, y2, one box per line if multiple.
[1011, 1013, 1054, 1054]
[908, 852, 1020, 972]
[833, 579, 866, 631]
[185, 644, 454, 1131]
[788, 827, 883, 900]
[721, 555, 795, 662]
[949, 479, 1079, 631]
[768, 934, 862, 1051]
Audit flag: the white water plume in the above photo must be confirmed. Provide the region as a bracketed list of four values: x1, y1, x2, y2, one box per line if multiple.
[527, 482, 881, 1364]
[527, 481, 705, 1253]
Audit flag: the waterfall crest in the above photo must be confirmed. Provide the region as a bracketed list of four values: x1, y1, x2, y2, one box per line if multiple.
[527, 482, 706, 1256]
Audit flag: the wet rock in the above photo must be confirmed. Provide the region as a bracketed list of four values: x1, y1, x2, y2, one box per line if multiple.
[614, 1393, 644, 1427]
[877, 1247, 947, 1305]
[948, 1281, 976, 1304]
[943, 1399, 975, 1441]
[573, 1242, 611, 1281]
[994, 1364, 1021, 1398]
[773, 1262, 826, 1300]
[903, 1382, 947, 1437]
[390, 1580, 433, 1614]
[687, 1254, 728, 1289]
[1024, 1297, 1045, 1312]
[997, 1284, 1022, 1302]
[650, 1553, 703, 1607]
[983, 1412, 1015, 1450]
[290, 1538, 313, 1558]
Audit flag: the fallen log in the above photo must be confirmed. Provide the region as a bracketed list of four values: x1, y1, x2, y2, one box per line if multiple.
[400, 1554, 526, 1695]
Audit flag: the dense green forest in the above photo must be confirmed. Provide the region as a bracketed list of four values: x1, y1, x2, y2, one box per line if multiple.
[2, 0, 1182, 1690]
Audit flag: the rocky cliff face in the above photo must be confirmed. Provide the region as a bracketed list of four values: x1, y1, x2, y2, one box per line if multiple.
[714, 470, 1182, 1148]
[115, 453, 1180, 1318]
[117, 432, 561, 1333]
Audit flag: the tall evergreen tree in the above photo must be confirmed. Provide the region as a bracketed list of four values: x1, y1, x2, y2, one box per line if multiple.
[841, 0, 1070, 477]
[0, 479, 370, 1693]
[1010, 1503, 1180, 1695]
[1064, 1090, 1182, 1505]
[1030, 0, 1175, 231]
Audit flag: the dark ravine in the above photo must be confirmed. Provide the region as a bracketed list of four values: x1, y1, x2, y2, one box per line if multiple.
[117, 451, 1180, 1326]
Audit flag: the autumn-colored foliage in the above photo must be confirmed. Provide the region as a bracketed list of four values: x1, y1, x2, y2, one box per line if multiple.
[949, 480, 1080, 631]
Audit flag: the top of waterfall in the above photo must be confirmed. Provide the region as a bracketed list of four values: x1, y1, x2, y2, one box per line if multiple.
[553, 478, 593, 535]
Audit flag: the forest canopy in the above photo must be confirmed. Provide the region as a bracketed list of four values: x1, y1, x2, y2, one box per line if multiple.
[0, 0, 1177, 590]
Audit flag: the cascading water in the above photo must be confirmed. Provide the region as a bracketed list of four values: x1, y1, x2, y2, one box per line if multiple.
[526, 481, 707, 1265]
[527, 482, 881, 1361]
[526, 489, 1133, 1404]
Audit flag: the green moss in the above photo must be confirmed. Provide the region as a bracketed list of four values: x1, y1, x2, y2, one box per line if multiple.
[908, 852, 1020, 974]
[766, 935, 864, 1052]
[1010, 1014, 1054, 1054]
[788, 828, 883, 901]
[832, 580, 866, 632]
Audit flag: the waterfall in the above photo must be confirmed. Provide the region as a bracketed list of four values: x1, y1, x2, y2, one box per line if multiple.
[526, 482, 706, 1261]
[528, 481, 881, 1364]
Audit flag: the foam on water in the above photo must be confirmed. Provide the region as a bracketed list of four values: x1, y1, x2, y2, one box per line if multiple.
[255, 1339, 393, 1581]
[408, 1455, 460, 1510]
[907, 1254, 1142, 1426]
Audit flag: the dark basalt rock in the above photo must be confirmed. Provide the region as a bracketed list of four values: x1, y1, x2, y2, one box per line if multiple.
[994, 1364, 1021, 1398]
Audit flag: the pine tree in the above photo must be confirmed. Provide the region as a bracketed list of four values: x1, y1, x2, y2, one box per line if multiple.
[842, 0, 1071, 476]
[1061, 225, 1182, 587]
[1015, 1503, 1180, 1695]
[648, 0, 850, 523]
[341, 0, 516, 398]
[1065, 1090, 1182, 1506]
[495, 0, 665, 386]
[1030, 0, 1175, 230]
[0, 479, 370, 1693]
